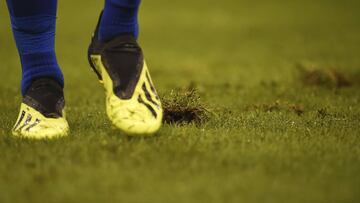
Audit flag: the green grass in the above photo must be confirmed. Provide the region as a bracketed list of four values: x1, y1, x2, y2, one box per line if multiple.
[1, 0, 360, 202]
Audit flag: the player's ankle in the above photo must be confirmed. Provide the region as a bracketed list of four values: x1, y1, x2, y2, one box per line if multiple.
[23, 77, 65, 118]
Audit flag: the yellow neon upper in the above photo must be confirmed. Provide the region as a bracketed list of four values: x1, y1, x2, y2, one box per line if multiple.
[90, 55, 163, 135]
[12, 103, 69, 139]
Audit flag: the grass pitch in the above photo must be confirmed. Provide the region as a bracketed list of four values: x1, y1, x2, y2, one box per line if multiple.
[0, 0, 360, 202]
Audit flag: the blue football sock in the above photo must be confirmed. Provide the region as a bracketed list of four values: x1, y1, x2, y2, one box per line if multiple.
[99, 0, 141, 42]
[6, 0, 64, 95]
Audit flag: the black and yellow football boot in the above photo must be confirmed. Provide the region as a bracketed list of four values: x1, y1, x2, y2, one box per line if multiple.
[12, 78, 69, 139]
[87, 16, 163, 136]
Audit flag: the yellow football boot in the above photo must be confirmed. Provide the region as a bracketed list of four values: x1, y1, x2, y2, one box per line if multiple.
[88, 23, 162, 136]
[12, 78, 69, 139]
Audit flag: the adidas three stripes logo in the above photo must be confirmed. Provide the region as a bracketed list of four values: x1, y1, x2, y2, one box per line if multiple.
[13, 110, 41, 132]
[137, 71, 162, 118]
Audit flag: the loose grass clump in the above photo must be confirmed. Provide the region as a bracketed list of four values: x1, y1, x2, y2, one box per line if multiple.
[161, 88, 210, 125]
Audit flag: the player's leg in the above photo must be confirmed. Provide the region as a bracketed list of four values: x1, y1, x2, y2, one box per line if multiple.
[99, 0, 140, 41]
[88, 0, 163, 135]
[6, 0, 69, 139]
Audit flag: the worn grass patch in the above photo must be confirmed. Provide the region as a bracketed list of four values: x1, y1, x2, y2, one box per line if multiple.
[161, 88, 210, 125]
[297, 64, 352, 88]
[247, 100, 305, 116]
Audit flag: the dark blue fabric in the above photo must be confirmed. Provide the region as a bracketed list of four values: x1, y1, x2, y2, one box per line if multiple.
[6, 0, 64, 95]
[9, 15, 57, 54]
[6, 0, 57, 17]
[99, 0, 141, 42]
[20, 52, 64, 95]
